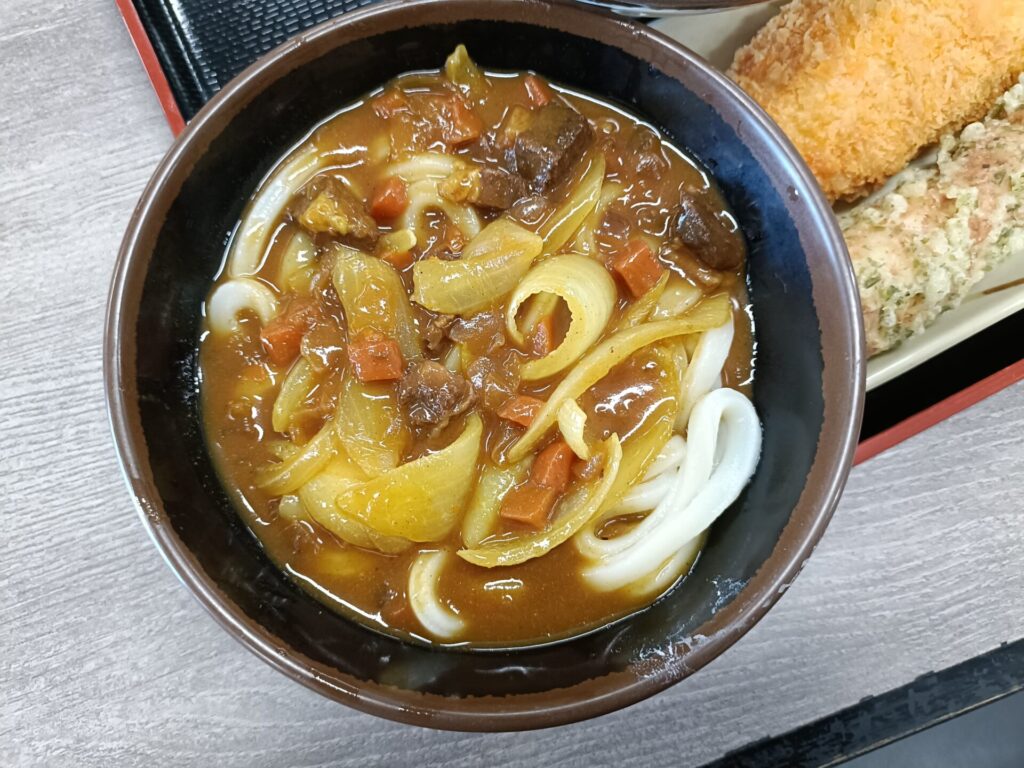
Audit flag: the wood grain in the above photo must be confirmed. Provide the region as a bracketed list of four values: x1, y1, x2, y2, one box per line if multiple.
[1, 1, 1022, 765]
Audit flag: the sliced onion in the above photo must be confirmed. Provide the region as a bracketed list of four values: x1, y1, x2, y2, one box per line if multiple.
[651, 275, 705, 320]
[206, 278, 279, 334]
[413, 218, 543, 316]
[557, 400, 590, 460]
[335, 414, 482, 542]
[272, 358, 317, 434]
[401, 179, 481, 243]
[457, 434, 621, 568]
[408, 550, 465, 640]
[256, 420, 337, 495]
[460, 458, 532, 549]
[609, 272, 669, 334]
[298, 456, 411, 554]
[678, 312, 734, 429]
[538, 153, 605, 257]
[444, 44, 488, 100]
[506, 254, 617, 380]
[332, 246, 423, 360]
[506, 295, 730, 463]
[569, 180, 624, 257]
[227, 143, 320, 277]
[334, 374, 409, 478]
[277, 229, 316, 289]
[277, 494, 308, 522]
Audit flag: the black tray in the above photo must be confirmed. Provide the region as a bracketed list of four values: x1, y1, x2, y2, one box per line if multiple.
[121, 1, 1024, 763]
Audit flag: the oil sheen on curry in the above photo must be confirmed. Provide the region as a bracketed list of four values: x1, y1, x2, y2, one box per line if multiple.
[200, 46, 761, 647]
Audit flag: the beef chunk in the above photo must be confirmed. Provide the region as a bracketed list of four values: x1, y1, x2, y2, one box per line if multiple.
[512, 103, 593, 192]
[398, 361, 475, 427]
[465, 352, 520, 412]
[628, 126, 669, 177]
[439, 165, 527, 210]
[423, 313, 456, 352]
[474, 167, 528, 209]
[669, 195, 744, 271]
[299, 176, 379, 244]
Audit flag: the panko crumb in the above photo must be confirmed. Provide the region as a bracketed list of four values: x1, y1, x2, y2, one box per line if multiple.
[729, 0, 1024, 202]
[840, 75, 1024, 355]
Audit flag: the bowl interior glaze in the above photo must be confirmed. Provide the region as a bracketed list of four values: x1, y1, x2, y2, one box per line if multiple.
[107, 0, 863, 730]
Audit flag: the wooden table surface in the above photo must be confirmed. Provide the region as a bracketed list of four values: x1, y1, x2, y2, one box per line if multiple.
[2, 1, 1022, 765]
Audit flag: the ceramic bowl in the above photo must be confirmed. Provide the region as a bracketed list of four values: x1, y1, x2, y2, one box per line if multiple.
[106, 0, 864, 730]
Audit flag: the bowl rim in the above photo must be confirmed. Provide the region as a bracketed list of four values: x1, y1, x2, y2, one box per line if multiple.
[104, 0, 865, 731]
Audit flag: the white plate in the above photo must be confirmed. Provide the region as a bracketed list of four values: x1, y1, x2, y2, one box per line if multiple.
[653, 7, 1024, 391]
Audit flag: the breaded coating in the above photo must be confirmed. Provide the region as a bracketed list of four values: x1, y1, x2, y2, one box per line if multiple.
[840, 76, 1024, 355]
[729, 0, 1024, 202]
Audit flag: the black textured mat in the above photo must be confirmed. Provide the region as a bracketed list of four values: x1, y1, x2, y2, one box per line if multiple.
[703, 639, 1024, 768]
[132, 0, 382, 120]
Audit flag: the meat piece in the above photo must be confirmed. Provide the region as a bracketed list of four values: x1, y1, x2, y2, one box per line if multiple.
[595, 207, 631, 255]
[299, 176, 379, 244]
[448, 310, 505, 355]
[439, 165, 527, 210]
[495, 105, 534, 149]
[398, 361, 476, 427]
[389, 92, 483, 152]
[660, 242, 723, 291]
[466, 352, 520, 412]
[669, 195, 744, 271]
[627, 127, 668, 177]
[512, 102, 593, 192]
[423, 312, 456, 352]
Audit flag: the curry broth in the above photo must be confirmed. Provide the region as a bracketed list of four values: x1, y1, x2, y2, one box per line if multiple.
[200, 65, 754, 647]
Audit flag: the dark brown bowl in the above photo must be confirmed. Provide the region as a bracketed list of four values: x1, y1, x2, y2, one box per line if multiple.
[105, 0, 864, 731]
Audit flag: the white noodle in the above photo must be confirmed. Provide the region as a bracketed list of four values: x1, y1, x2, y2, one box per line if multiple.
[677, 314, 734, 429]
[387, 152, 465, 182]
[578, 388, 761, 592]
[408, 550, 465, 641]
[206, 278, 279, 334]
[227, 143, 321, 277]
[401, 179, 482, 245]
[622, 537, 704, 601]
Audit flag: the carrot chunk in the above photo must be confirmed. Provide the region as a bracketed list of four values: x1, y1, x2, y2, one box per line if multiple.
[259, 299, 319, 367]
[369, 177, 409, 221]
[444, 95, 483, 146]
[346, 329, 404, 382]
[497, 395, 545, 427]
[528, 314, 555, 357]
[499, 482, 559, 529]
[612, 238, 665, 298]
[531, 439, 575, 493]
[523, 74, 552, 107]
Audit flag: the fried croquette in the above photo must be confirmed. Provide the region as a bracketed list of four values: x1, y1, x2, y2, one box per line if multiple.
[729, 0, 1024, 202]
